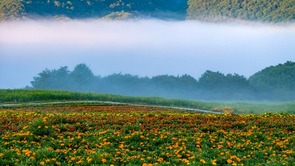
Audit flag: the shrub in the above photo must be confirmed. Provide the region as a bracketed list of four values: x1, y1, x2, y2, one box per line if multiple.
[28, 118, 53, 136]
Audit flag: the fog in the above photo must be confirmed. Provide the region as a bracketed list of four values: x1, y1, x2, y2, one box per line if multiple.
[1, 19, 295, 89]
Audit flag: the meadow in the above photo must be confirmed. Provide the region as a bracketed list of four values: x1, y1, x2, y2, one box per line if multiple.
[0, 89, 294, 165]
[0, 104, 294, 165]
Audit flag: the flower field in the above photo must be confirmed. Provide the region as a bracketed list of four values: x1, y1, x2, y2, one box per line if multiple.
[0, 105, 294, 165]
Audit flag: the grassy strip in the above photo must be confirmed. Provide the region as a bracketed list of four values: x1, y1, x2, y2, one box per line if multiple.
[0, 89, 294, 114]
[0, 89, 216, 110]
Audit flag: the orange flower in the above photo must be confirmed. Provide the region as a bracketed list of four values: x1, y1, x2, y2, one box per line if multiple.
[227, 159, 233, 164]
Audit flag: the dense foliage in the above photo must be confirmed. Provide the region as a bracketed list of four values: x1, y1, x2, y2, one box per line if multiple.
[0, 105, 294, 165]
[30, 61, 295, 100]
[187, 0, 295, 22]
[0, 0, 24, 20]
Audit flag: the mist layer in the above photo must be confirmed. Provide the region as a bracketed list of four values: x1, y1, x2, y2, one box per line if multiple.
[0, 19, 295, 88]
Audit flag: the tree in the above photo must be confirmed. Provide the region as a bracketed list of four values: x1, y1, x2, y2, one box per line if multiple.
[31, 69, 53, 89]
[198, 70, 227, 90]
[249, 61, 295, 99]
[31, 66, 70, 90]
[69, 64, 95, 91]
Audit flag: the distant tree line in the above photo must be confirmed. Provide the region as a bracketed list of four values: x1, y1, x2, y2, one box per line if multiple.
[30, 61, 295, 100]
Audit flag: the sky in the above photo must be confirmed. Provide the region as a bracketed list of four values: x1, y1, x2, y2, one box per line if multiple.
[0, 19, 295, 89]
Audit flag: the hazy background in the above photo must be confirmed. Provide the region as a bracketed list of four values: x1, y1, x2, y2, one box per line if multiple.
[1, 19, 295, 89]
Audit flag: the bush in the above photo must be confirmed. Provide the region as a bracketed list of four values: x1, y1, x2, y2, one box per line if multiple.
[28, 118, 53, 136]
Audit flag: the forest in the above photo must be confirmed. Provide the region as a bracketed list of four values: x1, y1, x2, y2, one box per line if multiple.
[187, 0, 295, 22]
[0, 0, 187, 20]
[1, 0, 294, 22]
[30, 61, 295, 100]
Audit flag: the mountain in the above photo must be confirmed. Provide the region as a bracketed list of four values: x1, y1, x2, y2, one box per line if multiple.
[1, 0, 294, 22]
[0, 0, 187, 20]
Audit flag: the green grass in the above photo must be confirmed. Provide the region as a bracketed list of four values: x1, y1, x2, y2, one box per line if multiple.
[228, 102, 295, 114]
[0, 89, 216, 110]
[0, 89, 294, 114]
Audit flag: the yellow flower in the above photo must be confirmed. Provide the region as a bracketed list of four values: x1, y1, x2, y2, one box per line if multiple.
[39, 161, 45, 165]
[182, 159, 189, 164]
[86, 157, 92, 163]
[157, 158, 164, 162]
[143, 164, 153, 166]
[76, 160, 83, 164]
[101, 158, 107, 163]
[200, 159, 206, 164]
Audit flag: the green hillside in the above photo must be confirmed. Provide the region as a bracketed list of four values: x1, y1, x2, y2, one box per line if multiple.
[188, 0, 295, 22]
[0, 0, 187, 20]
[1, 0, 294, 22]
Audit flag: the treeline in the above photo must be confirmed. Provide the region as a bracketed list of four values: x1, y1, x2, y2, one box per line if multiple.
[187, 0, 295, 22]
[30, 61, 295, 100]
[0, 0, 187, 20]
